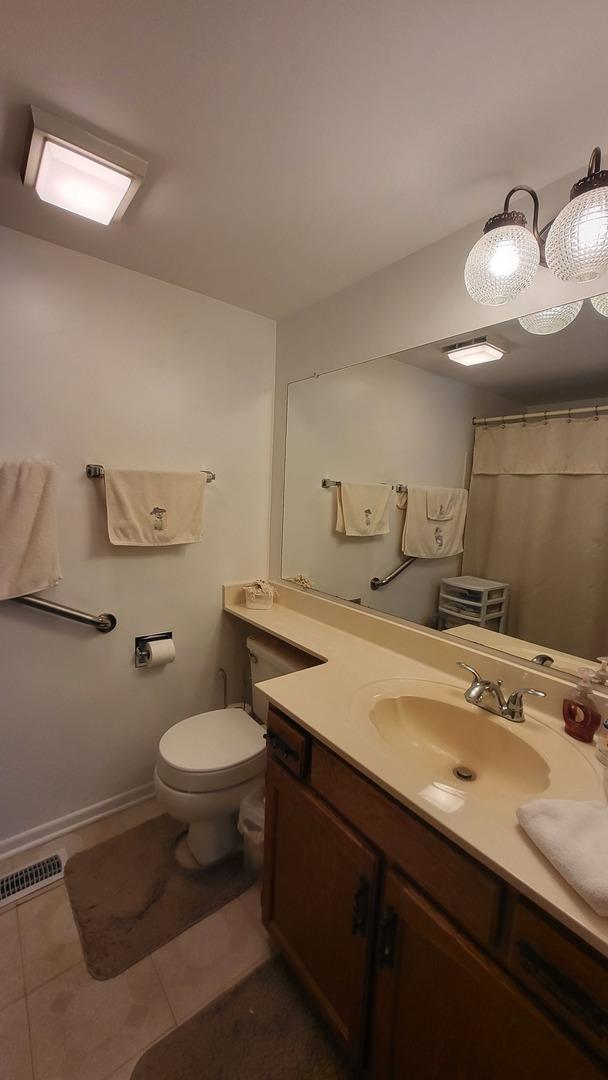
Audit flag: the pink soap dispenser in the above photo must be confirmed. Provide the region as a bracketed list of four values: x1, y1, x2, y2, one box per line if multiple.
[562, 668, 602, 743]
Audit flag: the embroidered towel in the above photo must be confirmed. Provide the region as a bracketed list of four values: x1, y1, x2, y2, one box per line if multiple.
[517, 799, 608, 916]
[398, 485, 468, 558]
[335, 482, 391, 537]
[0, 459, 61, 600]
[104, 469, 205, 546]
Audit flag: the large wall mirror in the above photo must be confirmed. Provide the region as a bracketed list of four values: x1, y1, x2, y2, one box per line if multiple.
[282, 292, 608, 678]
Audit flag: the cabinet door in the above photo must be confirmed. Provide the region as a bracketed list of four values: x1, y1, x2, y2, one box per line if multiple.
[372, 870, 602, 1080]
[262, 758, 380, 1059]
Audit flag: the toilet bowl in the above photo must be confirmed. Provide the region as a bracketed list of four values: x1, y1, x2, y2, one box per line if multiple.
[154, 636, 314, 867]
[154, 708, 266, 866]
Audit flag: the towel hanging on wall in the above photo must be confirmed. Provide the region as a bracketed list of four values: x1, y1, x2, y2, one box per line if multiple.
[0, 459, 61, 600]
[397, 485, 468, 558]
[103, 469, 205, 546]
[335, 482, 391, 537]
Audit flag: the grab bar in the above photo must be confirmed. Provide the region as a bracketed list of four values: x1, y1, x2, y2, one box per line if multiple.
[12, 594, 117, 633]
[370, 556, 416, 590]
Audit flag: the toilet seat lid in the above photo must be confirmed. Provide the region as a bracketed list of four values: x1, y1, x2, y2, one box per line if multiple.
[157, 708, 265, 792]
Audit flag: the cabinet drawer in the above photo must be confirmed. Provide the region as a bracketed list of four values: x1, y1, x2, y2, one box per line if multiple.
[507, 899, 608, 1062]
[311, 742, 503, 948]
[266, 707, 310, 779]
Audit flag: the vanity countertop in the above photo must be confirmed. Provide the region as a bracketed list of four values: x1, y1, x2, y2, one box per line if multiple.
[224, 582, 608, 958]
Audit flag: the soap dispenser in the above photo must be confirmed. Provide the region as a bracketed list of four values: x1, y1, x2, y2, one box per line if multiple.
[593, 657, 608, 765]
[562, 668, 602, 743]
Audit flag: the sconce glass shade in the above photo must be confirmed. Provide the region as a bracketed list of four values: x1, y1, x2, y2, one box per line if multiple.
[591, 292, 608, 317]
[545, 188, 608, 282]
[518, 300, 583, 335]
[464, 225, 540, 306]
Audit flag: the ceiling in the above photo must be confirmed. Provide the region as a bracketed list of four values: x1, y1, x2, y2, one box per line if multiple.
[1, 1, 608, 319]
[393, 297, 608, 404]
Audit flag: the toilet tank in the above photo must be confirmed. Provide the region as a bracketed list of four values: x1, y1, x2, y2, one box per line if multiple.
[246, 634, 316, 724]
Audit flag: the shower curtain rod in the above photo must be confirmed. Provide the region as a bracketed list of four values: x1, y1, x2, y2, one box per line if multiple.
[472, 404, 608, 427]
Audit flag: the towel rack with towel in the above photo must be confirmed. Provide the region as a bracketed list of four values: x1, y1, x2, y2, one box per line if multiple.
[322, 477, 407, 494]
[12, 594, 117, 632]
[86, 464, 216, 482]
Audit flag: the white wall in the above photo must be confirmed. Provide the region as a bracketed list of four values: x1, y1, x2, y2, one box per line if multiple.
[282, 355, 518, 624]
[0, 227, 275, 848]
[271, 168, 608, 577]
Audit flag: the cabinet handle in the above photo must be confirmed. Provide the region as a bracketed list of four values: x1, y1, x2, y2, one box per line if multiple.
[517, 939, 608, 1038]
[351, 875, 370, 937]
[377, 906, 397, 968]
[264, 730, 299, 763]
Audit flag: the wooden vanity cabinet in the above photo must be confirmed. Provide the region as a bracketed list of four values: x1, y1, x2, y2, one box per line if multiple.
[262, 707, 605, 1077]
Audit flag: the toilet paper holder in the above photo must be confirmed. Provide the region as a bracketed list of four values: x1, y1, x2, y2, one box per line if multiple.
[135, 632, 173, 668]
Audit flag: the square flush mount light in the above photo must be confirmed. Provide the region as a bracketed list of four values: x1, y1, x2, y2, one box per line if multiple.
[446, 339, 504, 366]
[24, 107, 147, 225]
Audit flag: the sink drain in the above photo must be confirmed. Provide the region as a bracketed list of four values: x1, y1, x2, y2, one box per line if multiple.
[453, 765, 476, 782]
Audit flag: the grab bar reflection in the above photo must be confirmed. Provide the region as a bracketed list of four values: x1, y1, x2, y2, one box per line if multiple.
[370, 556, 416, 590]
[12, 594, 117, 632]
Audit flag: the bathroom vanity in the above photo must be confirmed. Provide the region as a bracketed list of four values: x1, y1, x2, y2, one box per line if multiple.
[224, 582, 608, 1078]
[263, 706, 607, 1077]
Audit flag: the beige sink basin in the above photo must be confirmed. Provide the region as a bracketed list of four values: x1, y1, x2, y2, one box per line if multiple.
[350, 678, 595, 806]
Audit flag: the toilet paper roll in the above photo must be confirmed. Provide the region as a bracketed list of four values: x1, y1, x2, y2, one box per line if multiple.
[144, 638, 176, 668]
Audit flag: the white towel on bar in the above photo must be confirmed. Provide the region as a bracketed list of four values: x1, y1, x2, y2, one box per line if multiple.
[398, 485, 467, 558]
[0, 459, 61, 600]
[104, 469, 205, 546]
[335, 482, 391, 537]
[517, 799, 608, 916]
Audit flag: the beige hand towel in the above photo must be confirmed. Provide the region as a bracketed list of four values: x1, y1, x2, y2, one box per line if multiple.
[398, 485, 468, 558]
[0, 459, 61, 600]
[104, 469, 205, 546]
[335, 482, 391, 537]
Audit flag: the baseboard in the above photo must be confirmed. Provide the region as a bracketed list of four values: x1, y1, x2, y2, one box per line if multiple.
[0, 782, 155, 861]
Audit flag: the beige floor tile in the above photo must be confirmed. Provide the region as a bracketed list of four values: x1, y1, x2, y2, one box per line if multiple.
[0, 908, 25, 1009]
[28, 957, 173, 1080]
[151, 893, 271, 1023]
[0, 997, 33, 1080]
[0, 853, 16, 911]
[18, 884, 83, 992]
[101, 1054, 140, 1080]
[78, 798, 163, 850]
[13, 832, 86, 906]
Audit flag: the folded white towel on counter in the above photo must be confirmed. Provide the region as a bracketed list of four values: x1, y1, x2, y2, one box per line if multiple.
[0, 459, 61, 600]
[335, 482, 391, 537]
[517, 799, 608, 916]
[398, 485, 468, 558]
[104, 469, 205, 546]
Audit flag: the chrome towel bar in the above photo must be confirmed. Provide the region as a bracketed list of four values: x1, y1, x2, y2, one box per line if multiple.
[322, 477, 407, 494]
[86, 464, 216, 481]
[12, 594, 117, 632]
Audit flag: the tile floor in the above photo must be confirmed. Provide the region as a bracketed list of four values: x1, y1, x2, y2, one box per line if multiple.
[0, 798, 271, 1080]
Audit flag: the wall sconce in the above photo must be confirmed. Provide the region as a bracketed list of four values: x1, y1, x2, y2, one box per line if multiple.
[465, 148, 608, 306]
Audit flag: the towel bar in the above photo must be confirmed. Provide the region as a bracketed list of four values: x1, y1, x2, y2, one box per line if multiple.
[322, 477, 407, 494]
[86, 464, 216, 482]
[370, 556, 416, 590]
[12, 594, 117, 632]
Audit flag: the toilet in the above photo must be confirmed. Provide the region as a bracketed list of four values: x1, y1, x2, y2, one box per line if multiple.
[154, 635, 312, 866]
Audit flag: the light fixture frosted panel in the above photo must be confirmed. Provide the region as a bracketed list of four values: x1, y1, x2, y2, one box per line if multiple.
[591, 293, 608, 317]
[464, 226, 540, 305]
[35, 142, 131, 224]
[447, 341, 504, 366]
[545, 188, 608, 282]
[518, 300, 583, 335]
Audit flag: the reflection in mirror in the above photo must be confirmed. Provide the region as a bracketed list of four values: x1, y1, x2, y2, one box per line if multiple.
[282, 293, 608, 677]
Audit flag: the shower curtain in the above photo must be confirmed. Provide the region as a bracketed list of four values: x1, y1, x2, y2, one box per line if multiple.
[462, 415, 608, 660]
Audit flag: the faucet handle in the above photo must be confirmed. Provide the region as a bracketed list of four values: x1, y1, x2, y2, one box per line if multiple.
[506, 687, 546, 721]
[457, 661, 482, 682]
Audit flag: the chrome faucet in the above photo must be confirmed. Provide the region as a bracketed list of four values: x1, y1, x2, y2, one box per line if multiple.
[457, 662, 545, 723]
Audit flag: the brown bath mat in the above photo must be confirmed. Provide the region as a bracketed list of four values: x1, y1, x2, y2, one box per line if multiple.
[131, 957, 353, 1080]
[65, 814, 255, 980]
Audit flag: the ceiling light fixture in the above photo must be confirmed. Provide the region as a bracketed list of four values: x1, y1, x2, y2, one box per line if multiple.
[446, 339, 504, 366]
[591, 292, 608, 317]
[465, 147, 608, 306]
[24, 107, 147, 225]
[518, 300, 583, 335]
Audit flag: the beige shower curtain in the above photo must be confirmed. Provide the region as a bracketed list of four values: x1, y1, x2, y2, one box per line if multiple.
[462, 416, 608, 660]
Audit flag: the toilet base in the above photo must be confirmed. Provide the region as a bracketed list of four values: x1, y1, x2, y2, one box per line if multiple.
[186, 813, 240, 868]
